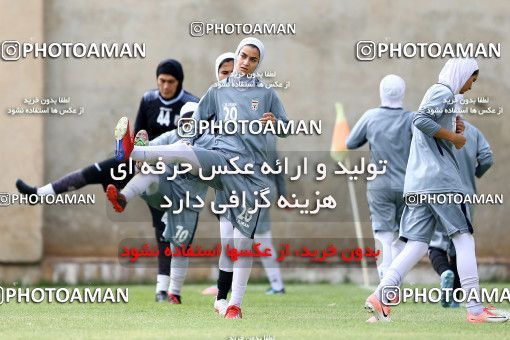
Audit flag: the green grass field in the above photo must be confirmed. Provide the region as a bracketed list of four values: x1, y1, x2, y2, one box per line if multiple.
[1, 283, 509, 339]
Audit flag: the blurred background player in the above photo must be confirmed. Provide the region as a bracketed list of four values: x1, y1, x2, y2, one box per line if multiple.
[132, 59, 198, 302]
[215, 52, 235, 83]
[15, 58, 198, 303]
[365, 58, 507, 323]
[346, 74, 412, 281]
[112, 37, 290, 319]
[428, 94, 493, 308]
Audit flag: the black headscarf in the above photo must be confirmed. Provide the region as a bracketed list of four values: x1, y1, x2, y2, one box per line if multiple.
[156, 59, 184, 99]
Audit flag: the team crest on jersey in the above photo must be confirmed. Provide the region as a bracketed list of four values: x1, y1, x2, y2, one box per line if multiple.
[251, 99, 259, 111]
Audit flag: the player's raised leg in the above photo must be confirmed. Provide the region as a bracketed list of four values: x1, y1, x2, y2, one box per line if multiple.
[113, 117, 202, 176]
[107, 130, 161, 212]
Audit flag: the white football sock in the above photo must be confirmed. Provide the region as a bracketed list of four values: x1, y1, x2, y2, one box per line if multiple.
[373, 231, 395, 280]
[131, 142, 201, 176]
[219, 216, 234, 272]
[228, 227, 253, 307]
[391, 235, 406, 260]
[156, 274, 170, 293]
[120, 172, 159, 201]
[37, 184, 55, 195]
[375, 240, 428, 302]
[255, 231, 284, 291]
[169, 245, 189, 296]
[451, 232, 483, 315]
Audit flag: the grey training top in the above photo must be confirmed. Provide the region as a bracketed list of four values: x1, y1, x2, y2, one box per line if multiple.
[346, 107, 414, 191]
[404, 83, 464, 194]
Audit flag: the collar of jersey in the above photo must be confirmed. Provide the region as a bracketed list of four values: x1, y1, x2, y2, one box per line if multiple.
[159, 89, 184, 105]
[379, 106, 402, 110]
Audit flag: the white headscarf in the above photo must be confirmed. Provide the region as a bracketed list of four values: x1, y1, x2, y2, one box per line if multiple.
[215, 52, 235, 81]
[379, 74, 406, 108]
[180, 101, 198, 118]
[234, 37, 265, 74]
[438, 58, 479, 95]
